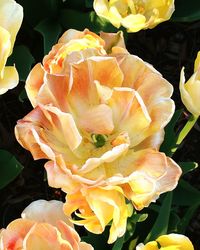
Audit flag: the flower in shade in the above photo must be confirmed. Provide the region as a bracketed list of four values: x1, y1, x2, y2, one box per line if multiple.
[0, 199, 93, 250]
[15, 29, 181, 243]
[0, 0, 23, 94]
[180, 51, 200, 116]
[136, 233, 194, 250]
[93, 0, 175, 32]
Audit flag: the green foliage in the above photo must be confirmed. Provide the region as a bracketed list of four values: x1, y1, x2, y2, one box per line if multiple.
[0, 150, 23, 189]
[145, 192, 172, 242]
[35, 18, 62, 54]
[7, 45, 35, 81]
[172, 0, 200, 22]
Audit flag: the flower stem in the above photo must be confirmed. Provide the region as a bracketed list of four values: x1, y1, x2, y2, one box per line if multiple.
[170, 114, 199, 156]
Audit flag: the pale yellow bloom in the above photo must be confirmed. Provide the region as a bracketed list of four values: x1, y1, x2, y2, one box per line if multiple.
[15, 29, 181, 243]
[93, 0, 175, 32]
[136, 233, 194, 250]
[0, 200, 93, 250]
[180, 51, 200, 116]
[0, 0, 23, 94]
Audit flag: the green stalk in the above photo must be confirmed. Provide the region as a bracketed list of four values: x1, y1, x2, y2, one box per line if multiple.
[170, 114, 199, 156]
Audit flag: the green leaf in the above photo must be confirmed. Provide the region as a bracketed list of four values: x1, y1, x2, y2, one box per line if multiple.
[173, 179, 200, 206]
[177, 203, 199, 233]
[172, 0, 200, 22]
[17, 0, 60, 26]
[59, 9, 117, 33]
[18, 89, 28, 103]
[35, 18, 62, 55]
[7, 45, 35, 81]
[0, 150, 23, 189]
[112, 236, 124, 250]
[145, 192, 172, 242]
[160, 109, 183, 156]
[85, 0, 93, 8]
[179, 162, 198, 175]
[81, 231, 109, 250]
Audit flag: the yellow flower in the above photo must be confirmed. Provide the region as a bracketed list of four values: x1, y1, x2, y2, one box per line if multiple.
[0, 0, 23, 94]
[15, 29, 181, 243]
[0, 200, 93, 250]
[180, 51, 200, 116]
[93, 0, 175, 32]
[136, 233, 194, 250]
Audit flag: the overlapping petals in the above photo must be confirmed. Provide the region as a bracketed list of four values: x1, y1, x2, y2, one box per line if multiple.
[93, 0, 175, 32]
[0, 0, 23, 94]
[136, 233, 194, 250]
[15, 29, 181, 243]
[0, 200, 93, 250]
[180, 51, 200, 116]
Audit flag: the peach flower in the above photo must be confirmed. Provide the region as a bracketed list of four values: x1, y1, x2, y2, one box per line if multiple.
[15, 29, 181, 243]
[0, 0, 23, 94]
[136, 233, 194, 250]
[0, 200, 93, 250]
[93, 0, 175, 32]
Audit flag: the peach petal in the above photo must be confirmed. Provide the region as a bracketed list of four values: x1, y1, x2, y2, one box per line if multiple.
[0, 219, 35, 249]
[26, 63, 45, 107]
[37, 73, 70, 112]
[79, 104, 114, 134]
[79, 143, 129, 174]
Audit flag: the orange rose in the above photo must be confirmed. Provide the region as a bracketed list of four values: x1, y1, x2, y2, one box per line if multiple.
[15, 29, 181, 243]
[0, 200, 93, 250]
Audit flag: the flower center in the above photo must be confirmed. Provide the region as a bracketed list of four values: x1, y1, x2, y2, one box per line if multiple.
[91, 134, 108, 148]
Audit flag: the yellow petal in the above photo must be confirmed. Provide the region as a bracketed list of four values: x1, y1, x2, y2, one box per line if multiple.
[122, 14, 146, 32]
[0, 0, 23, 54]
[157, 233, 194, 250]
[0, 26, 11, 78]
[0, 66, 19, 94]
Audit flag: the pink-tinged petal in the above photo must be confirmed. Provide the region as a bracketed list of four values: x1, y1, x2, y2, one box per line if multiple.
[117, 149, 181, 210]
[23, 223, 72, 250]
[25, 63, 45, 107]
[15, 105, 82, 161]
[58, 29, 105, 47]
[0, 66, 19, 94]
[79, 104, 114, 134]
[37, 73, 70, 112]
[21, 200, 73, 228]
[99, 31, 126, 52]
[0, 219, 35, 250]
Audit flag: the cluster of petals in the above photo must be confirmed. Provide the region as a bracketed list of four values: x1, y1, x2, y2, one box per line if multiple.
[15, 29, 181, 243]
[136, 233, 194, 250]
[93, 0, 175, 32]
[180, 51, 200, 116]
[0, 199, 93, 250]
[0, 0, 23, 94]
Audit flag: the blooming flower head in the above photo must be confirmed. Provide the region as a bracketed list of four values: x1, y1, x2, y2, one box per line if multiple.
[0, 200, 93, 250]
[15, 29, 181, 243]
[93, 0, 175, 32]
[136, 233, 194, 250]
[0, 0, 23, 94]
[180, 51, 200, 116]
